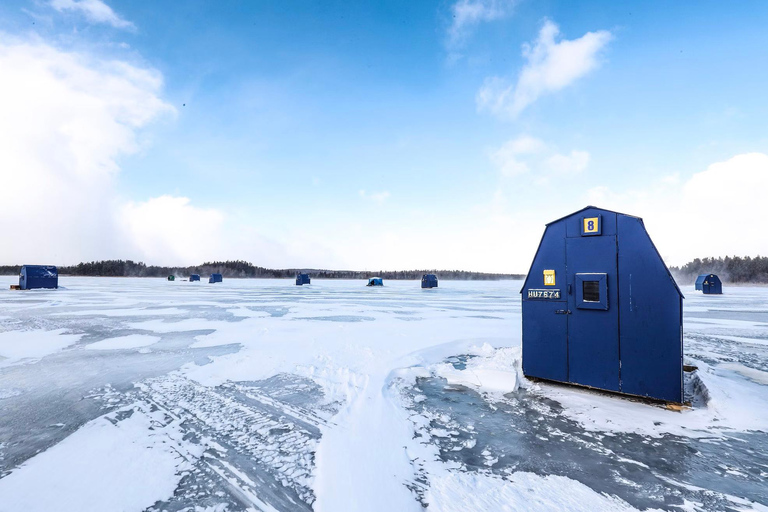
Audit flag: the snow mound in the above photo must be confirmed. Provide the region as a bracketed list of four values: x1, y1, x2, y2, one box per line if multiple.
[434, 345, 522, 395]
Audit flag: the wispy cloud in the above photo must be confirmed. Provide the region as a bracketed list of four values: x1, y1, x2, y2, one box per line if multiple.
[491, 135, 589, 178]
[49, 0, 135, 30]
[120, 196, 225, 265]
[477, 20, 612, 117]
[447, 0, 516, 49]
[544, 150, 590, 175]
[358, 190, 391, 204]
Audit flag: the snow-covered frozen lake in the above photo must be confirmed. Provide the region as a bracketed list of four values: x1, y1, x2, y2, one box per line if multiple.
[0, 277, 766, 512]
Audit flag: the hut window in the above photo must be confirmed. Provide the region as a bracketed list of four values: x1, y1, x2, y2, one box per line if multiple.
[582, 280, 601, 302]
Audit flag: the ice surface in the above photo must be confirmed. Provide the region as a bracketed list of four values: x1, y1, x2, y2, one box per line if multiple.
[0, 329, 82, 365]
[397, 359, 768, 511]
[0, 277, 766, 511]
[85, 334, 161, 350]
[425, 471, 659, 512]
[0, 403, 194, 512]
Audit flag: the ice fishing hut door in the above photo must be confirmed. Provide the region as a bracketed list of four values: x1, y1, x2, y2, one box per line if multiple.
[566, 235, 620, 392]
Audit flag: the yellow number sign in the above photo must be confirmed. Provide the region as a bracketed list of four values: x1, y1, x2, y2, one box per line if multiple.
[543, 269, 555, 286]
[583, 217, 599, 234]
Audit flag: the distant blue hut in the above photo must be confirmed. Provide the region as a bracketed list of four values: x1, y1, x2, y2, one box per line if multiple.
[189, 274, 201, 282]
[209, 273, 223, 283]
[421, 274, 438, 289]
[296, 273, 311, 285]
[367, 277, 383, 286]
[19, 265, 58, 290]
[696, 274, 722, 294]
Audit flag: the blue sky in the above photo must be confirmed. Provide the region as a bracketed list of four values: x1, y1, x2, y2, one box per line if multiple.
[1, 0, 767, 271]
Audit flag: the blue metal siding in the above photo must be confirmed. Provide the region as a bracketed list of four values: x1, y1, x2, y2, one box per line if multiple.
[566, 235, 620, 392]
[695, 275, 706, 290]
[521, 222, 568, 382]
[702, 274, 722, 294]
[296, 273, 310, 285]
[421, 274, 438, 288]
[522, 301, 568, 382]
[209, 273, 223, 283]
[19, 265, 58, 290]
[521, 223, 567, 296]
[190, 274, 200, 282]
[617, 215, 683, 403]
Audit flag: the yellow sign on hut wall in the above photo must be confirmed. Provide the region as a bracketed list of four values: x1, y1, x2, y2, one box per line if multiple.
[543, 270, 556, 286]
[583, 217, 600, 234]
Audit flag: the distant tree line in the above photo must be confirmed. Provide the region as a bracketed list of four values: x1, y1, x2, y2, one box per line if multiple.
[0, 265, 20, 275]
[670, 256, 768, 284]
[5, 256, 768, 283]
[0, 260, 521, 280]
[302, 268, 519, 280]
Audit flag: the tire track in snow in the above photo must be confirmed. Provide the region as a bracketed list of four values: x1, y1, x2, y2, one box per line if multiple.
[134, 373, 330, 511]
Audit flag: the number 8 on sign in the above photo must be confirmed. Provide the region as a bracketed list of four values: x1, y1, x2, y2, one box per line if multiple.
[583, 216, 599, 234]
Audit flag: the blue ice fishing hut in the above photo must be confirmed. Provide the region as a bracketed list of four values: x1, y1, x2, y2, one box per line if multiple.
[367, 277, 383, 286]
[695, 274, 722, 294]
[520, 206, 684, 403]
[209, 273, 223, 283]
[296, 273, 311, 285]
[421, 274, 438, 288]
[19, 265, 58, 290]
[189, 274, 201, 282]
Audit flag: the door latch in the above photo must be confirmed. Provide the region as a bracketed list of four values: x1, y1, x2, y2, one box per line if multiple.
[555, 309, 571, 315]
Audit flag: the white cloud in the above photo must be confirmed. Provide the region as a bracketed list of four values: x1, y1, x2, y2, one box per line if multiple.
[678, 153, 768, 260]
[504, 134, 546, 155]
[49, 0, 134, 30]
[370, 191, 391, 204]
[467, 152, 768, 272]
[120, 196, 225, 266]
[491, 136, 542, 176]
[477, 20, 612, 117]
[447, 0, 516, 47]
[491, 135, 589, 178]
[544, 150, 589, 174]
[0, 37, 176, 264]
[359, 190, 391, 204]
[582, 153, 768, 266]
[660, 173, 681, 185]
